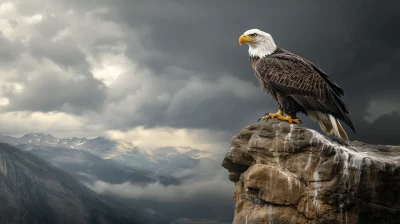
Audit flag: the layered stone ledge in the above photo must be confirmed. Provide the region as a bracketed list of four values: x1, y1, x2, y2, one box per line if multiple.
[222, 119, 400, 224]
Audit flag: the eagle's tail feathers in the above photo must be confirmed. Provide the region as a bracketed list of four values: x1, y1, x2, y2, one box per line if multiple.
[307, 111, 349, 141]
[334, 117, 349, 142]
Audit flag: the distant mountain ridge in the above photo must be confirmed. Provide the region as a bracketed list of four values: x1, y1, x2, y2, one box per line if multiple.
[1, 133, 156, 166]
[0, 142, 146, 224]
[0, 133, 217, 177]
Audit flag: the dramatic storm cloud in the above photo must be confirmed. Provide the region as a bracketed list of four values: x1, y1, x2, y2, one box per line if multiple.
[1, 0, 400, 149]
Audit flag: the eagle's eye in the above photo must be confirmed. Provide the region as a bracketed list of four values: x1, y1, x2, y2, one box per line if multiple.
[250, 33, 258, 37]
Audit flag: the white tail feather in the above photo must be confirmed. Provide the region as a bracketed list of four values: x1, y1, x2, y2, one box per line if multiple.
[328, 115, 341, 138]
[307, 111, 349, 141]
[335, 118, 349, 141]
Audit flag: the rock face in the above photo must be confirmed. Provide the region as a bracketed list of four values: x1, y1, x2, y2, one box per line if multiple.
[222, 120, 400, 224]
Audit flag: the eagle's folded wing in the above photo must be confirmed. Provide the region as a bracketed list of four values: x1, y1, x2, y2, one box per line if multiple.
[255, 54, 355, 133]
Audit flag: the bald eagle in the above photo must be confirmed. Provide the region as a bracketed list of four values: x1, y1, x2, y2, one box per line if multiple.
[239, 28, 355, 141]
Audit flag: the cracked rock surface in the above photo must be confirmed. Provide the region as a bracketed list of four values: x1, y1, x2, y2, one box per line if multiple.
[222, 120, 400, 224]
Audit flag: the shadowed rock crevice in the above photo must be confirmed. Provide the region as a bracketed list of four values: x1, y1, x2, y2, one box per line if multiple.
[222, 120, 400, 224]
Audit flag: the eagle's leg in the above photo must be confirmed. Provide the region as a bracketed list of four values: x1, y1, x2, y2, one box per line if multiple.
[272, 97, 302, 124]
[259, 109, 285, 121]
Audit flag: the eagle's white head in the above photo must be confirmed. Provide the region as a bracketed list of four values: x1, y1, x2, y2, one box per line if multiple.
[239, 28, 277, 58]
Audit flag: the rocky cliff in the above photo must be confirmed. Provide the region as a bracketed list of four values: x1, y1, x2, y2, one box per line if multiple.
[222, 120, 400, 224]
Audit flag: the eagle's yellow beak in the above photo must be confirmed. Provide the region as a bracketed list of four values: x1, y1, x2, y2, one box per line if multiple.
[239, 35, 252, 45]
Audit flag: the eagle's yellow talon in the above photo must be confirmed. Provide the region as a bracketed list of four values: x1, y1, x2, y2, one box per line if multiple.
[259, 109, 284, 121]
[276, 115, 301, 124]
[261, 109, 300, 124]
[270, 113, 286, 120]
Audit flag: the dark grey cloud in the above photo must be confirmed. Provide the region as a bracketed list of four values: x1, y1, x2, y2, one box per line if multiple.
[29, 36, 89, 71]
[0, 2, 112, 115]
[0, 34, 25, 64]
[111, 0, 363, 79]
[5, 71, 106, 114]
[103, 71, 268, 131]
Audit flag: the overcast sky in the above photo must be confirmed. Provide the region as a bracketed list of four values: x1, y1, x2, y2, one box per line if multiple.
[1, 0, 399, 154]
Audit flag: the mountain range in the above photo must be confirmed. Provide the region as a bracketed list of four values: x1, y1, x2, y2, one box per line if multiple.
[0, 132, 229, 223]
[0, 133, 216, 173]
[0, 142, 146, 224]
[0, 133, 218, 181]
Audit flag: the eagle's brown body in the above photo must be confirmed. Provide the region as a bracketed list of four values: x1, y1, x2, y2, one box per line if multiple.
[249, 47, 356, 137]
